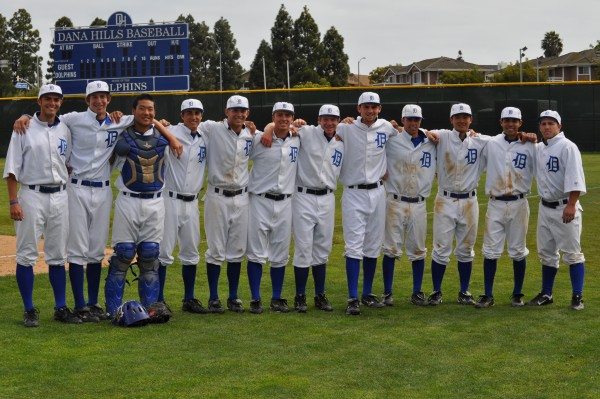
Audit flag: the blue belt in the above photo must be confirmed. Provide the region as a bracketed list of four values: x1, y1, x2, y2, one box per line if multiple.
[28, 184, 66, 193]
[541, 198, 568, 208]
[258, 193, 292, 201]
[393, 194, 425, 203]
[443, 190, 476, 199]
[123, 191, 162, 199]
[169, 191, 197, 202]
[491, 194, 524, 201]
[71, 178, 110, 188]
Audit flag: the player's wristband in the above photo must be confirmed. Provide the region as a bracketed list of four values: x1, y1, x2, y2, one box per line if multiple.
[9, 200, 18, 206]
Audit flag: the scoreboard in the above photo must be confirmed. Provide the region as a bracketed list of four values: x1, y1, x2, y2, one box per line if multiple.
[53, 12, 189, 94]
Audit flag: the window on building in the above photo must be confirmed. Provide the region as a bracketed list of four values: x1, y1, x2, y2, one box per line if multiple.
[578, 66, 590, 75]
[412, 72, 421, 84]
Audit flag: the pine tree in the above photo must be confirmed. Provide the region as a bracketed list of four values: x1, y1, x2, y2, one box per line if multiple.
[318, 26, 349, 87]
[90, 18, 106, 26]
[270, 4, 293, 88]
[176, 14, 216, 91]
[248, 40, 277, 89]
[290, 5, 321, 85]
[0, 13, 16, 96]
[212, 17, 243, 90]
[8, 9, 41, 87]
[46, 16, 73, 82]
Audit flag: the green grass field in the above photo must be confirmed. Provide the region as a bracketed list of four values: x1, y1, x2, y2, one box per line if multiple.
[0, 155, 598, 399]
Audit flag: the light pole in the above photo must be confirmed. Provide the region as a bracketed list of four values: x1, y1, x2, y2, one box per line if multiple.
[357, 56, 366, 86]
[20, 42, 42, 88]
[206, 36, 222, 91]
[262, 56, 267, 90]
[519, 46, 528, 83]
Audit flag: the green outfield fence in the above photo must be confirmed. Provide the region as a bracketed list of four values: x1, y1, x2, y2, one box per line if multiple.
[2, 81, 599, 155]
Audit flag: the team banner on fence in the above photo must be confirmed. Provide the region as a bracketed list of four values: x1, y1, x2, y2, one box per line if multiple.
[52, 11, 190, 94]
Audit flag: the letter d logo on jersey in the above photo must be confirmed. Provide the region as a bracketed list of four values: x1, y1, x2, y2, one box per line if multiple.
[105, 131, 118, 148]
[289, 146, 298, 163]
[465, 148, 477, 164]
[58, 138, 67, 156]
[331, 149, 342, 167]
[546, 156, 559, 172]
[375, 132, 387, 148]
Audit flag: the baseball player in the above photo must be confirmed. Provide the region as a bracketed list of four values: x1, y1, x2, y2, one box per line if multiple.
[200, 95, 255, 313]
[104, 93, 171, 322]
[426, 103, 490, 306]
[475, 107, 535, 308]
[246, 102, 299, 314]
[264, 104, 343, 312]
[157, 99, 207, 314]
[528, 110, 586, 310]
[382, 104, 437, 307]
[4, 84, 81, 326]
[336, 92, 397, 315]
[12, 81, 182, 322]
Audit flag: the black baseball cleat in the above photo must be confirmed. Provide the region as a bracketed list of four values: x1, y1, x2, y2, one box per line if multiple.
[361, 293, 385, 308]
[382, 293, 394, 306]
[410, 291, 428, 306]
[346, 298, 360, 315]
[74, 306, 101, 322]
[527, 292, 553, 306]
[571, 294, 584, 311]
[249, 299, 263, 314]
[207, 299, 225, 314]
[457, 291, 475, 305]
[428, 291, 443, 306]
[474, 295, 495, 308]
[294, 294, 308, 313]
[510, 293, 525, 307]
[182, 298, 208, 314]
[314, 293, 333, 311]
[54, 306, 83, 324]
[270, 298, 290, 313]
[88, 304, 111, 320]
[227, 298, 245, 313]
[23, 308, 39, 328]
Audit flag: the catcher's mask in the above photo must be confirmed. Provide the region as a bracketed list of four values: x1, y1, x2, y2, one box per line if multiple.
[113, 300, 150, 327]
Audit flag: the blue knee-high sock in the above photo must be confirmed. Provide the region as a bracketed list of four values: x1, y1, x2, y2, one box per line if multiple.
[270, 267, 286, 299]
[49, 265, 67, 309]
[247, 261, 263, 301]
[431, 260, 447, 292]
[483, 258, 497, 297]
[68, 263, 85, 309]
[362, 257, 377, 296]
[157, 264, 167, 302]
[206, 263, 221, 301]
[569, 263, 585, 295]
[312, 264, 326, 295]
[345, 257, 360, 299]
[181, 264, 197, 301]
[227, 262, 241, 300]
[541, 265, 558, 295]
[86, 262, 102, 306]
[512, 258, 526, 295]
[382, 255, 395, 295]
[294, 266, 309, 296]
[411, 259, 425, 294]
[457, 261, 472, 293]
[16, 264, 34, 311]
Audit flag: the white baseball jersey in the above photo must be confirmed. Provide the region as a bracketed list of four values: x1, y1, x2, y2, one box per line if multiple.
[481, 133, 536, 260]
[383, 129, 436, 260]
[201, 119, 254, 266]
[3, 113, 70, 266]
[337, 117, 397, 259]
[159, 124, 206, 266]
[60, 110, 134, 265]
[247, 131, 300, 268]
[535, 132, 586, 267]
[292, 125, 343, 268]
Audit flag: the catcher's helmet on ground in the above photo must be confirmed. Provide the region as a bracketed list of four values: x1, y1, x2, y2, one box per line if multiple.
[113, 300, 150, 327]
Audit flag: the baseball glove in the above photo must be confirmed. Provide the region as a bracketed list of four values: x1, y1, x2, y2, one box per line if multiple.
[146, 301, 172, 324]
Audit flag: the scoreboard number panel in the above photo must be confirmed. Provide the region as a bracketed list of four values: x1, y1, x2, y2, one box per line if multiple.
[53, 12, 189, 94]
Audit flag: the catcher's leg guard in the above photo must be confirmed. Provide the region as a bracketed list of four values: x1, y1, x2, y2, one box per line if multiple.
[105, 242, 136, 316]
[137, 242, 160, 307]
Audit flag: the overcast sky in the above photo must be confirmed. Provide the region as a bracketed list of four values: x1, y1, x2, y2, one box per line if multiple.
[3, 0, 600, 77]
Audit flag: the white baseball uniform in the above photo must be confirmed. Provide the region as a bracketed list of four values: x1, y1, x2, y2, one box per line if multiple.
[60, 110, 134, 265]
[481, 133, 535, 260]
[292, 125, 343, 268]
[200, 119, 254, 265]
[111, 127, 166, 246]
[158, 123, 206, 266]
[535, 132, 586, 267]
[432, 129, 490, 264]
[337, 117, 397, 259]
[383, 129, 437, 261]
[247, 130, 300, 268]
[3, 113, 70, 266]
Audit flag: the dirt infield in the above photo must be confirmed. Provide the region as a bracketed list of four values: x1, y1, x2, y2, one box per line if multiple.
[0, 235, 112, 276]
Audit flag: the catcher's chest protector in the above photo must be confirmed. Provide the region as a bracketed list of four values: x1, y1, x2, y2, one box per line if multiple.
[121, 128, 168, 192]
